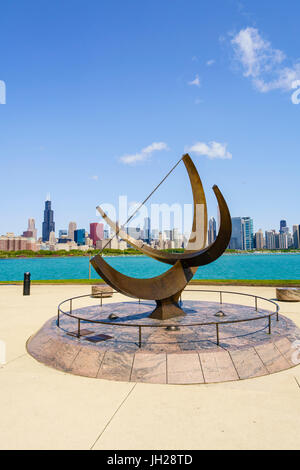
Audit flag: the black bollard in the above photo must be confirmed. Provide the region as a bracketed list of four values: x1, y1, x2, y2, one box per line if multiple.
[23, 272, 31, 296]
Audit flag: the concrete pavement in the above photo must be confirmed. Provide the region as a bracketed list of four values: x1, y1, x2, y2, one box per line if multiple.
[1, 284, 300, 450]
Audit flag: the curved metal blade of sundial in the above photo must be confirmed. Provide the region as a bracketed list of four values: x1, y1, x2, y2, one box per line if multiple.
[180, 184, 232, 268]
[91, 186, 230, 299]
[91, 161, 231, 301]
[91, 257, 194, 301]
[96, 154, 207, 266]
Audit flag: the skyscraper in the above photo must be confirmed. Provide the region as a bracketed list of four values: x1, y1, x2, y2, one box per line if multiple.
[293, 225, 300, 249]
[255, 229, 264, 250]
[27, 218, 37, 240]
[229, 217, 253, 250]
[144, 217, 151, 243]
[68, 222, 77, 241]
[265, 231, 276, 250]
[280, 220, 287, 233]
[42, 197, 55, 242]
[278, 232, 288, 249]
[208, 217, 217, 245]
[74, 229, 86, 246]
[229, 217, 243, 250]
[49, 231, 56, 245]
[242, 217, 254, 250]
[90, 223, 104, 246]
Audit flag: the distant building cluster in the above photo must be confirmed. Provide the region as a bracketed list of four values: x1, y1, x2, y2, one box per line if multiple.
[228, 217, 300, 251]
[0, 197, 299, 252]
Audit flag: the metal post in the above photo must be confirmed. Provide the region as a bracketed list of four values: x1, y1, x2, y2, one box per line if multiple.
[70, 299, 72, 314]
[216, 324, 220, 346]
[138, 327, 142, 348]
[23, 272, 31, 296]
[255, 297, 258, 312]
[276, 307, 279, 322]
[77, 319, 81, 338]
[139, 299, 141, 304]
[268, 316, 271, 335]
[220, 292, 222, 305]
[100, 293, 103, 307]
[57, 309, 60, 327]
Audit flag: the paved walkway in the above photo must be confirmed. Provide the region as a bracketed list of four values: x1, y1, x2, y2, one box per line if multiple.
[1, 285, 300, 450]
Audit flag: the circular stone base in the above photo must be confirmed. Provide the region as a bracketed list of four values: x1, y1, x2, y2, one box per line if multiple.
[27, 300, 300, 384]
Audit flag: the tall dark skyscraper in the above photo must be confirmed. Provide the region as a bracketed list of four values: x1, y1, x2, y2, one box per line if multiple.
[144, 217, 151, 243]
[42, 197, 55, 242]
[280, 220, 287, 233]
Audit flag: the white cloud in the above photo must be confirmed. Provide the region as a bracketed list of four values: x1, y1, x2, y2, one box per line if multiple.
[231, 27, 300, 93]
[187, 141, 232, 160]
[120, 142, 169, 165]
[231, 27, 285, 78]
[188, 75, 201, 87]
[254, 64, 300, 92]
[206, 59, 215, 66]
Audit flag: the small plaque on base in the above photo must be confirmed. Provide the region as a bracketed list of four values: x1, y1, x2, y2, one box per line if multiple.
[85, 334, 113, 343]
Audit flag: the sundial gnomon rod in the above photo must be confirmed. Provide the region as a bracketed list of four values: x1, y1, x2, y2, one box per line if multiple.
[99, 156, 183, 253]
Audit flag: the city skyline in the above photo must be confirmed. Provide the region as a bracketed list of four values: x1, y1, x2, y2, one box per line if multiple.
[1, 194, 299, 241]
[1, 195, 299, 252]
[1, 1, 300, 237]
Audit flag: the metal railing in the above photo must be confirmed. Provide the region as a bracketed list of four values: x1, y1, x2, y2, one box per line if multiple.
[57, 289, 280, 348]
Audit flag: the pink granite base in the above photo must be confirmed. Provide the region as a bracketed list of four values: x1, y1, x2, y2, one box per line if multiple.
[27, 300, 300, 384]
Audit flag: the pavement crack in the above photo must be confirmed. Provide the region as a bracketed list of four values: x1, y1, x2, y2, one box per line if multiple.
[1, 353, 27, 368]
[90, 382, 137, 450]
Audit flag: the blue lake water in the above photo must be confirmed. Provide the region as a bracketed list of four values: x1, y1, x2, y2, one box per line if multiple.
[0, 254, 299, 281]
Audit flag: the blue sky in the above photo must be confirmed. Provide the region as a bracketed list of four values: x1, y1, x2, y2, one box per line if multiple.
[0, 0, 299, 237]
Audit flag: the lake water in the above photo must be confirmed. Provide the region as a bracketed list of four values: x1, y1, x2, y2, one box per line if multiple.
[0, 254, 299, 281]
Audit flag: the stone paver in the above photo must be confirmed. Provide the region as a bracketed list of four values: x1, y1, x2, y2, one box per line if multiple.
[199, 350, 239, 383]
[131, 353, 167, 384]
[167, 353, 204, 384]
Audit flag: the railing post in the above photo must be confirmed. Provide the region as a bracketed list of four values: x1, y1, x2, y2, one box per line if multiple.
[276, 306, 279, 322]
[268, 315, 271, 335]
[57, 309, 60, 327]
[255, 297, 258, 312]
[138, 326, 142, 348]
[70, 299, 72, 314]
[77, 319, 81, 338]
[139, 299, 141, 304]
[216, 323, 220, 346]
[101, 293, 103, 307]
[220, 292, 222, 305]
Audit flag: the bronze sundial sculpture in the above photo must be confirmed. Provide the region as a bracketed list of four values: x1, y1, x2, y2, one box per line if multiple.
[91, 154, 232, 320]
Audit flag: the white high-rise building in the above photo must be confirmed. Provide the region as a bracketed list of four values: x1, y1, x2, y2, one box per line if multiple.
[265, 231, 276, 250]
[278, 232, 288, 249]
[208, 217, 217, 245]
